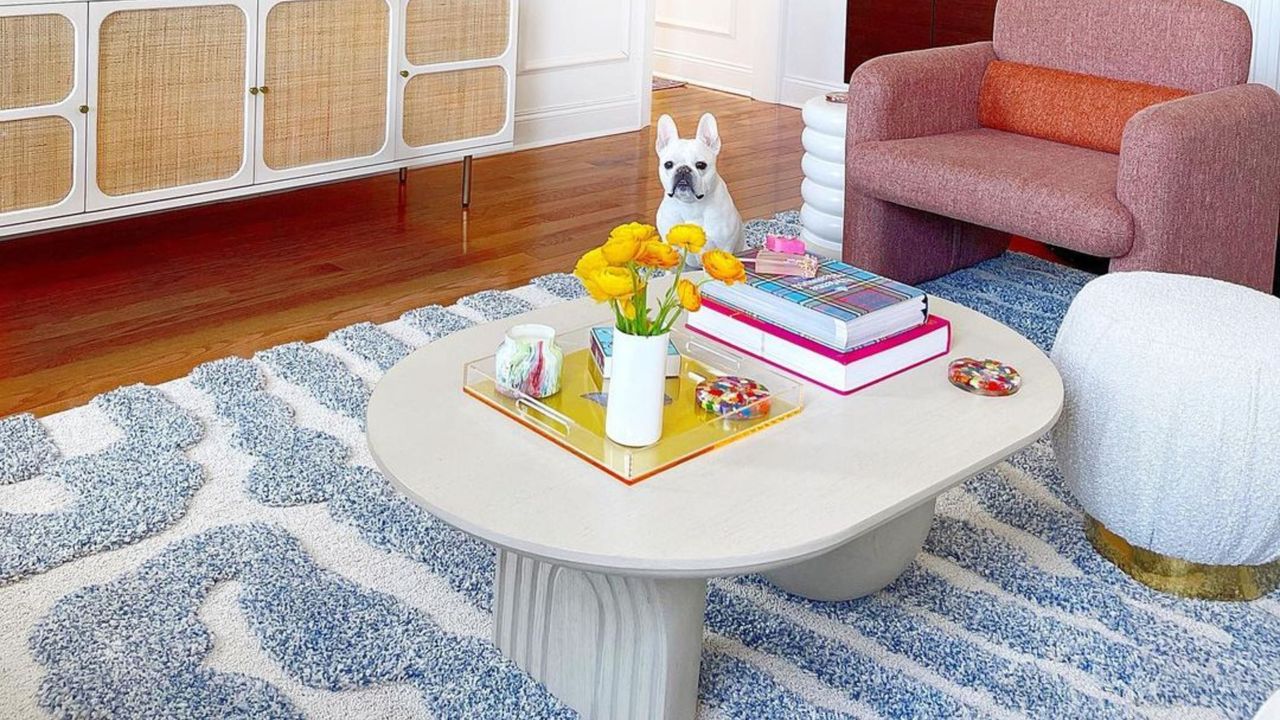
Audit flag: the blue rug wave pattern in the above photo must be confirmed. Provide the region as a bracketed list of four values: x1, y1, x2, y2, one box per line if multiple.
[1, 211, 1277, 719]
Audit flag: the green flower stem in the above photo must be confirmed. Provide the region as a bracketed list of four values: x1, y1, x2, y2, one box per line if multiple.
[653, 248, 695, 335]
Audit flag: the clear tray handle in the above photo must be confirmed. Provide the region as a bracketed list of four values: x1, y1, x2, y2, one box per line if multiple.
[685, 338, 743, 372]
[514, 396, 571, 438]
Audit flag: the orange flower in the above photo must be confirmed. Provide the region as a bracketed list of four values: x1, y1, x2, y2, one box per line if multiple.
[676, 279, 702, 311]
[703, 249, 747, 285]
[635, 239, 681, 270]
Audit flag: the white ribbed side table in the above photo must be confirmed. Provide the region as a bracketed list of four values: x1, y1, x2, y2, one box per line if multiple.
[800, 94, 848, 259]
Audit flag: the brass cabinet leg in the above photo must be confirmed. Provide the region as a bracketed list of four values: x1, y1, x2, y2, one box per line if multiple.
[461, 154, 473, 208]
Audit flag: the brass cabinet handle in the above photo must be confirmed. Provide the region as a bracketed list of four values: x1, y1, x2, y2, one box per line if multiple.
[259, 85, 269, 94]
[249, 86, 259, 95]
[78, 104, 88, 113]
[399, 70, 409, 78]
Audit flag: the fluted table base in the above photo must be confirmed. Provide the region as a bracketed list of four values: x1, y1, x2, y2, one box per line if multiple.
[493, 549, 707, 720]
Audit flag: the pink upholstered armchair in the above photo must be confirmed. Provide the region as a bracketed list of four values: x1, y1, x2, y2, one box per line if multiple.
[843, 0, 1280, 292]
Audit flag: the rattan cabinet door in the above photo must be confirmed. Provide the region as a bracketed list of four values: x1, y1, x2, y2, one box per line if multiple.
[256, 0, 395, 181]
[88, 0, 257, 210]
[395, 0, 515, 159]
[0, 4, 87, 228]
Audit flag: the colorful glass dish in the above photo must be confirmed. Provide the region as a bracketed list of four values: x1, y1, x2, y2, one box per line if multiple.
[694, 376, 772, 420]
[948, 357, 1022, 396]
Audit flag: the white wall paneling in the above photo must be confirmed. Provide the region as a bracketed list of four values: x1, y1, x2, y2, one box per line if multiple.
[514, 0, 655, 150]
[777, 0, 848, 108]
[652, 0, 783, 101]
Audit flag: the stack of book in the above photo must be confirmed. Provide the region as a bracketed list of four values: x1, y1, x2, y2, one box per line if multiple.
[686, 253, 951, 394]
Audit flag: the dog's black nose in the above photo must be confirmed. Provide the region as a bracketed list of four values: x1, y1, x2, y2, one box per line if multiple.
[674, 165, 694, 178]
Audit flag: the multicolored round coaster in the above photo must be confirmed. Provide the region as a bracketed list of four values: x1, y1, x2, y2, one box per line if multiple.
[695, 376, 772, 420]
[948, 358, 1022, 397]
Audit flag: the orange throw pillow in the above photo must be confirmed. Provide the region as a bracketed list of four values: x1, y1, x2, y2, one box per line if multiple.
[977, 60, 1190, 154]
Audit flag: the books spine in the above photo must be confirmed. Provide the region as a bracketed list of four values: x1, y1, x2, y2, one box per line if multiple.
[685, 315, 952, 395]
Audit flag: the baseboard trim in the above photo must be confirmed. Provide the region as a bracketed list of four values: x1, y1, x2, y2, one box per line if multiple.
[514, 97, 645, 151]
[779, 75, 848, 109]
[652, 48, 753, 98]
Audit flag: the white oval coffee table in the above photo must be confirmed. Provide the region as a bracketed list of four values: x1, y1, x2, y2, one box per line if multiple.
[367, 293, 1062, 720]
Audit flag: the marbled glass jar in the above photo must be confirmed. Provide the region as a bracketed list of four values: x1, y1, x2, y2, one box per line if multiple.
[495, 324, 563, 399]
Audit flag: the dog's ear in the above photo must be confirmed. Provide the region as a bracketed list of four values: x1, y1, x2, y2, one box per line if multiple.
[655, 114, 679, 154]
[696, 113, 721, 155]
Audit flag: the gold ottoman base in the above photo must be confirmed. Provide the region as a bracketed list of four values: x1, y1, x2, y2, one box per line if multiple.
[1085, 516, 1280, 601]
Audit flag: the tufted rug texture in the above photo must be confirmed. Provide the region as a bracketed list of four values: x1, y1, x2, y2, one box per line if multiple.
[1, 211, 1278, 720]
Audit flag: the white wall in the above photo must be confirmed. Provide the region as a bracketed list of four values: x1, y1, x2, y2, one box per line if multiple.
[1229, 0, 1280, 89]
[652, 0, 847, 108]
[777, 0, 849, 107]
[652, 0, 780, 99]
[514, 0, 655, 150]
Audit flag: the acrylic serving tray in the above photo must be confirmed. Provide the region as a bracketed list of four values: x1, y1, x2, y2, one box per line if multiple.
[462, 324, 804, 484]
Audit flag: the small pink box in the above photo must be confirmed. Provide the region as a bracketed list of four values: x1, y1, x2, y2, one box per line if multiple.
[764, 234, 806, 255]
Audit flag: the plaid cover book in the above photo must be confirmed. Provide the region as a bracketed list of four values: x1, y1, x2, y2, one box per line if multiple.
[724, 253, 926, 323]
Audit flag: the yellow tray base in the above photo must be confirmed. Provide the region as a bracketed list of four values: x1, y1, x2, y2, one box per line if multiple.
[464, 347, 802, 484]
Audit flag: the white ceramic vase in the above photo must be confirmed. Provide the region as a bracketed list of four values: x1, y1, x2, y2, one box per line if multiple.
[605, 330, 669, 447]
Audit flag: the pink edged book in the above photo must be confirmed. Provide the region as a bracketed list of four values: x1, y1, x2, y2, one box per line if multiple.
[686, 297, 952, 395]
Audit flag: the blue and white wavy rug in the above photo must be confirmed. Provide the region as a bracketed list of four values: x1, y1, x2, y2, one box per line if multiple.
[2, 211, 1278, 720]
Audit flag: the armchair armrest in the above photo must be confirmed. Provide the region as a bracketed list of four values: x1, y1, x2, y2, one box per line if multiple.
[1116, 84, 1280, 291]
[847, 42, 996, 145]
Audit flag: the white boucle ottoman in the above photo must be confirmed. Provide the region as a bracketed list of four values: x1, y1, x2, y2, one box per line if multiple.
[1051, 272, 1280, 600]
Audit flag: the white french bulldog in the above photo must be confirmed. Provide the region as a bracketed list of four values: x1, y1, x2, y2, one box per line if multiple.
[655, 113, 744, 266]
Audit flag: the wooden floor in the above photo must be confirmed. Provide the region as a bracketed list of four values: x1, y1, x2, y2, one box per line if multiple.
[1, 86, 805, 418]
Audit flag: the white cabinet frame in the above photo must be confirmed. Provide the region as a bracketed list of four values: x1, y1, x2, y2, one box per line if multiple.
[392, 0, 517, 161]
[85, 0, 258, 211]
[0, 2, 88, 226]
[0, 0, 518, 239]
[252, 0, 400, 184]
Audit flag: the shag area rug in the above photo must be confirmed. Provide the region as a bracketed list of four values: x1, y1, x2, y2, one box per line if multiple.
[2, 211, 1278, 720]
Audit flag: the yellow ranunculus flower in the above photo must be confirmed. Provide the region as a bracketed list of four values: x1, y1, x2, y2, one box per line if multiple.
[635, 239, 681, 270]
[592, 266, 638, 299]
[602, 222, 659, 265]
[620, 297, 638, 320]
[676, 279, 702, 311]
[575, 247, 612, 301]
[703, 249, 747, 285]
[666, 224, 707, 254]
[574, 247, 608, 281]
[579, 274, 611, 302]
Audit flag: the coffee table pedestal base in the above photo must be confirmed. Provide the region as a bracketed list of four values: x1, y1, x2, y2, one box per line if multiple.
[764, 499, 936, 601]
[494, 549, 707, 720]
